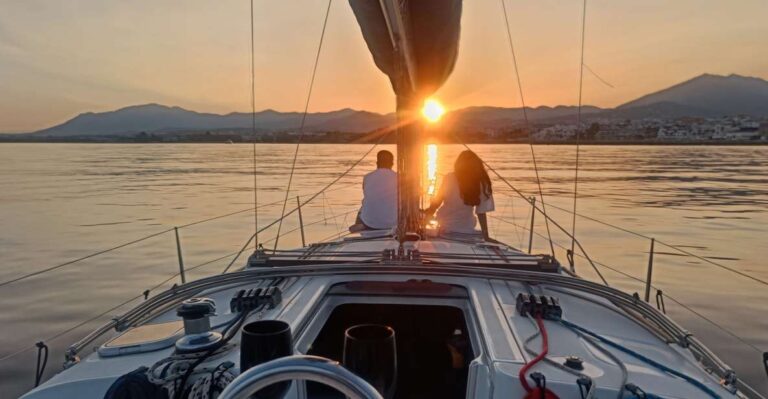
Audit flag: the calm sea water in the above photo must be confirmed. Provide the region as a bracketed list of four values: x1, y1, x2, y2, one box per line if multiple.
[0, 143, 766, 397]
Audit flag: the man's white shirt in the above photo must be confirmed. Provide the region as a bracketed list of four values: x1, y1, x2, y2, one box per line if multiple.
[360, 168, 397, 229]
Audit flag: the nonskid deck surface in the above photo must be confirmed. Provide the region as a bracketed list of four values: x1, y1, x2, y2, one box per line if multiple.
[22, 268, 740, 399]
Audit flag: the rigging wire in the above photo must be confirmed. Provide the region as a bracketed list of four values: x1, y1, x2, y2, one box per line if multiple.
[273, 0, 333, 251]
[494, 214, 765, 355]
[249, 0, 259, 250]
[499, 0, 555, 257]
[571, 0, 588, 259]
[0, 228, 173, 289]
[450, 129, 609, 285]
[223, 136, 385, 273]
[0, 249, 242, 365]
[583, 63, 615, 89]
[0, 187, 363, 290]
[519, 197, 768, 288]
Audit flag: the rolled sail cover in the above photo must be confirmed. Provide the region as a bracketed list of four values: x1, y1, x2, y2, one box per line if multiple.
[349, 0, 462, 98]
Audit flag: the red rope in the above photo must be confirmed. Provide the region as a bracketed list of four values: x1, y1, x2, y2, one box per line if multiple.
[519, 316, 549, 392]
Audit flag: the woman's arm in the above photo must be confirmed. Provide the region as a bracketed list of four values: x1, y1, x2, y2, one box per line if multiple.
[477, 213, 491, 240]
[424, 179, 445, 216]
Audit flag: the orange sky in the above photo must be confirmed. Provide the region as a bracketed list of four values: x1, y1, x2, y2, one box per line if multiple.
[1, 0, 766, 132]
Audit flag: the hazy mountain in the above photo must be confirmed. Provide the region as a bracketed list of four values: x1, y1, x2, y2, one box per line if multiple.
[445, 105, 604, 129]
[30, 104, 605, 137]
[617, 74, 768, 117]
[31, 104, 396, 137]
[23, 73, 768, 137]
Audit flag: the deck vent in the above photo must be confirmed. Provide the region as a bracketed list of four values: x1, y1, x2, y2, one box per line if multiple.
[175, 297, 222, 353]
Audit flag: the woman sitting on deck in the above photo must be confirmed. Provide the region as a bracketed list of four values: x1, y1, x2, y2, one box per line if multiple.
[425, 150, 495, 240]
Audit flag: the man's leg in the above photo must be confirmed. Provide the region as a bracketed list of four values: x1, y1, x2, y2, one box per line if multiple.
[348, 212, 367, 233]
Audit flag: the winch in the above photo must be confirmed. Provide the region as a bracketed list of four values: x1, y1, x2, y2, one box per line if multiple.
[175, 297, 222, 353]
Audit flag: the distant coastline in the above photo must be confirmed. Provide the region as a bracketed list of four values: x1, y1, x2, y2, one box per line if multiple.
[1, 133, 765, 146]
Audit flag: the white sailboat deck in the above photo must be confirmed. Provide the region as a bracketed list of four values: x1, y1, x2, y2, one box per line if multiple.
[22, 257, 740, 398]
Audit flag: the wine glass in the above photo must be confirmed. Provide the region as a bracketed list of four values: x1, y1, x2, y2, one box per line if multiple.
[342, 324, 397, 399]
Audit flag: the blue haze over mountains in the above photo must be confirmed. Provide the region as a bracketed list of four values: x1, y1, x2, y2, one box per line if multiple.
[23, 74, 768, 137]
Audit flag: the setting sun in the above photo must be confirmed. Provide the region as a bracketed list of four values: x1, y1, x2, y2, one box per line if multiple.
[421, 99, 445, 123]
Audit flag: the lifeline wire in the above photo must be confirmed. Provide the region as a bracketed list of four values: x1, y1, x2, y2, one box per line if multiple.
[496, 214, 764, 355]
[0, 249, 237, 364]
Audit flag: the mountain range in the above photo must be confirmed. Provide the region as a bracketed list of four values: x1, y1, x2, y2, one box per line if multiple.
[22, 73, 768, 137]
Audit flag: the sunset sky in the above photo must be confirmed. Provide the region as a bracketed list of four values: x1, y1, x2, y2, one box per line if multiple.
[1, 0, 766, 132]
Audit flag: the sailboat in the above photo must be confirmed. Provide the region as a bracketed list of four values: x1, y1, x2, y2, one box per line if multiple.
[20, 1, 762, 398]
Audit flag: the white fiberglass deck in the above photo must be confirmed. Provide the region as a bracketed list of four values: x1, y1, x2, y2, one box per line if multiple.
[22, 264, 741, 399]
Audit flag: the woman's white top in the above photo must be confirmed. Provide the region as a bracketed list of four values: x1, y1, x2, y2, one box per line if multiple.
[435, 172, 495, 233]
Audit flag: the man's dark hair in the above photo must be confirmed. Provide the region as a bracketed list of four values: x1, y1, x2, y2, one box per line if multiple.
[377, 150, 394, 169]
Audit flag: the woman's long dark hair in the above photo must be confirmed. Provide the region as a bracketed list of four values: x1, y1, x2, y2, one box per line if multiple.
[454, 150, 492, 206]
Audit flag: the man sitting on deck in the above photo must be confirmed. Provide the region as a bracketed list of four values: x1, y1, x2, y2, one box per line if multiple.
[349, 150, 397, 232]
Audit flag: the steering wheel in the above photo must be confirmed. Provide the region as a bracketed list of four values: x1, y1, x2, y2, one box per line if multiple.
[217, 355, 383, 399]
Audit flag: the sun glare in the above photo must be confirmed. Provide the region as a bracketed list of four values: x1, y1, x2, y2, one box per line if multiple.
[421, 99, 445, 123]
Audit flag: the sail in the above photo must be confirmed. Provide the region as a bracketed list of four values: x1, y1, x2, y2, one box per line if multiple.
[349, 0, 462, 98]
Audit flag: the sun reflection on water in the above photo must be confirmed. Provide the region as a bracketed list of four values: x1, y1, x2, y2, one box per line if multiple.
[426, 143, 438, 197]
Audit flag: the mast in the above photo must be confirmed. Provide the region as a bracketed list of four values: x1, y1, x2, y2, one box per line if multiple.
[381, 0, 423, 241]
[395, 93, 423, 241]
[349, 0, 462, 241]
